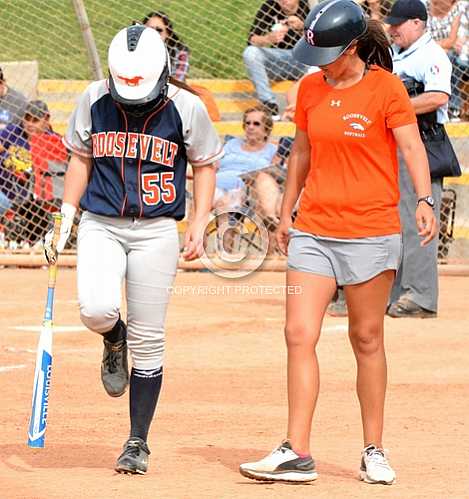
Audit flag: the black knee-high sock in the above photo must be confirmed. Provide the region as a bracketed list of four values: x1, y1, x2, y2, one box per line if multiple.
[103, 318, 126, 343]
[129, 367, 163, 442]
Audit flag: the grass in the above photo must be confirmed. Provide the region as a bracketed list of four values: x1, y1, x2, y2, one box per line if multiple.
[0, 0, 262, 80]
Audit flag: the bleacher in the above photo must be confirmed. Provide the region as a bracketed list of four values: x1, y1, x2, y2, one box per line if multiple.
[38, 79, 298, 139]
[38, 77, 468, 149]
[36, 77, 469, 255]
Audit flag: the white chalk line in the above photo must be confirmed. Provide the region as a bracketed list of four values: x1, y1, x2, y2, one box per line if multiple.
[0, 364, 27, 373]
[8, 325, 88, 333]
[4, 347, 36, 353]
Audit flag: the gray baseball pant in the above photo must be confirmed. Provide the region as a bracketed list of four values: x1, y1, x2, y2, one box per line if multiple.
[77, 211, 180, 370]
[390, 157, 442, 312]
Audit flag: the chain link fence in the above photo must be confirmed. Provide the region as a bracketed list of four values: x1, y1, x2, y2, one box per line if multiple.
[0, 0, 467, 263]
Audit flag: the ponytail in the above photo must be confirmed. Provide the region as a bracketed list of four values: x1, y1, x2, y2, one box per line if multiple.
[356, 19, 393, 72]
[168, 76, 199, 96]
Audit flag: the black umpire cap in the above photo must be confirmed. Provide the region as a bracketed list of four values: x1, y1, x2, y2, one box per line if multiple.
[293, 0, 367, 67]
[384, 0, 428, 26]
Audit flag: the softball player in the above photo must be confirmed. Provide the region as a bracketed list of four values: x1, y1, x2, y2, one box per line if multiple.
[45, 25, 222, 474]
[239, 0, 437, 485]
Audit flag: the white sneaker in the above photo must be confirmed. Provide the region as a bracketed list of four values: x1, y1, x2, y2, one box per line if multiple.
[239, 441, 318, 482]
[359, 444, 396, 485]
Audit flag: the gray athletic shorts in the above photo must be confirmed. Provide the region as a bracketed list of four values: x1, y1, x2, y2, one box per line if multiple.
[287, 229, 402, 286]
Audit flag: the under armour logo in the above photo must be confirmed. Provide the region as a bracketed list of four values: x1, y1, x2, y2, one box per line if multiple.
[117, 75, 144, 86]
[330, 100, 341, 107]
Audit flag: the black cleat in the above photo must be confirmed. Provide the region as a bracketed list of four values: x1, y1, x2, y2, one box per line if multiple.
[115, 437, 151, 475]
[101, 335, 129, 397]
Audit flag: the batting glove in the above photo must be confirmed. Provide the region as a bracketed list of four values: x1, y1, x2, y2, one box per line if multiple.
[44, 203, 76, 263]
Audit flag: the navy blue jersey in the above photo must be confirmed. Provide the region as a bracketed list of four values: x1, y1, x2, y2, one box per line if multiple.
[64, 81, 223, 219]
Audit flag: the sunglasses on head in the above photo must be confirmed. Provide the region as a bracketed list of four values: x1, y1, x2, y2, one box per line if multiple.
[244, 120, 262, 127]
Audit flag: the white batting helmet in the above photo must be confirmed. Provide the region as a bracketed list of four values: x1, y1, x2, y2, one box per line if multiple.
[108, 25, 170, 105]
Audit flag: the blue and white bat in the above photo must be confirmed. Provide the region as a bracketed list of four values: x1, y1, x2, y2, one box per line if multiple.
[27, 213, 63, 448]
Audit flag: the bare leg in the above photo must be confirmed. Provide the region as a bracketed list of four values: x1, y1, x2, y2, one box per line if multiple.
[253, 172, 281, 219]
[285, 270, 337, 454]
[213, 189, 245, 253]
[344, 270, 395, 447]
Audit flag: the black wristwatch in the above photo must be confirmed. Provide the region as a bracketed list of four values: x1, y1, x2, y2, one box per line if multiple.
[417, 196, 435, 209]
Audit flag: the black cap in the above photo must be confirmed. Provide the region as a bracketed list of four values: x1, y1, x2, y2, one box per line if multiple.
[293, 0, 367, 67]
[384, 0, 428, 26]
[25, 100, 50, 119]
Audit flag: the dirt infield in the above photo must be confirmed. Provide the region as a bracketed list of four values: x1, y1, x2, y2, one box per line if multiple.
[1, 269, 468, 499]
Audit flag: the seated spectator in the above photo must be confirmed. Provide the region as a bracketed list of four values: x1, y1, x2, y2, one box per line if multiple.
[0, 67, 27, 130]
[0, 100, 68, 246]
[427, 0, 469, 120]
[0, 105, 33, 214]
[214, 106, 278, 251]
[143, 11, 190, 81]
[143, 11, 221, 121]
[0, 190, 10, 217]
[27, 100, 68, 202]
[243, 0, 310, 120]
[214, 105, 277, 212]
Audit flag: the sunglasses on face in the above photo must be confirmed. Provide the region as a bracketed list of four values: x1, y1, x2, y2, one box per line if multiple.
[244, 120, 262, 127]
[24, 114, 42, 122]
[153, 27, 164, 33]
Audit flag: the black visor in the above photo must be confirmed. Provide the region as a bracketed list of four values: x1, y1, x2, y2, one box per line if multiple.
[293, 38, 352, 66]
[293, 0, 367, 67]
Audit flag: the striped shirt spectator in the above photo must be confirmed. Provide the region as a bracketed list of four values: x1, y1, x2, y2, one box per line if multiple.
[426, 0, 468, 120]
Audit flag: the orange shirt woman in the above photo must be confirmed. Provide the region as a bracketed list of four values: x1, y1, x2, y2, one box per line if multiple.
[240, 0, 437, 487]
[294, 65, 416, 238]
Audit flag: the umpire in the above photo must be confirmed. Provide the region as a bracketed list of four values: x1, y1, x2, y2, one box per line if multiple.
[386, 0, 452, 318]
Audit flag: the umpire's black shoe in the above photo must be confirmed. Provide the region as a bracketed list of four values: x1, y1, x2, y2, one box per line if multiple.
[101, 322, 129, 397]
[387, 297, 436, 319]
[115, 437, 151, 475]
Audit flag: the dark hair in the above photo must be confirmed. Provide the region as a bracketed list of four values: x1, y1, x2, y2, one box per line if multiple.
[139, 12, 196, 96]
[168, 76, 199, 96]
[142, 11, 189, 58]
[356, 19, 393, 72]
[0, 67, 4, 82]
